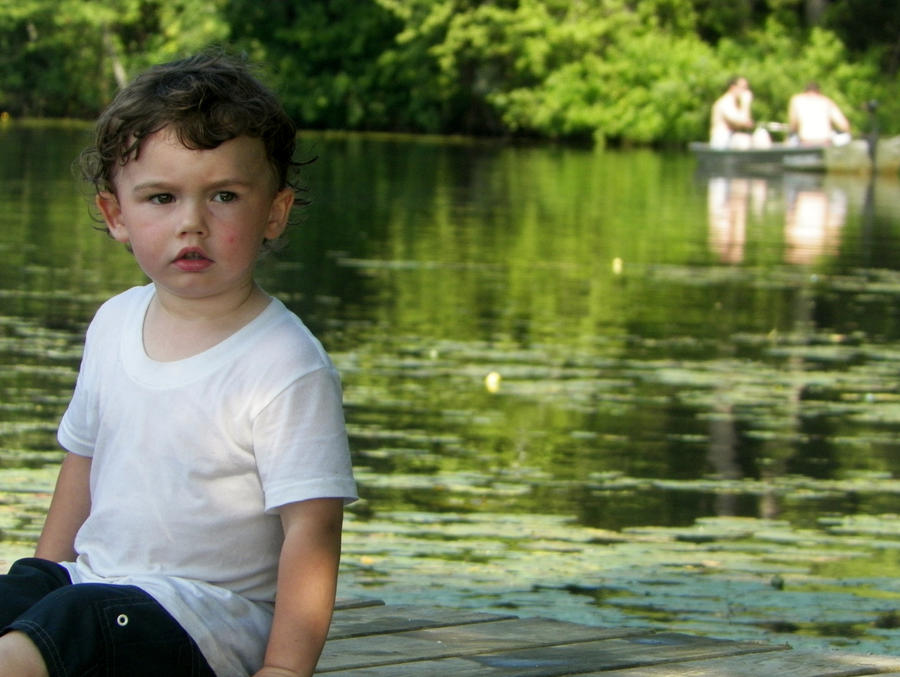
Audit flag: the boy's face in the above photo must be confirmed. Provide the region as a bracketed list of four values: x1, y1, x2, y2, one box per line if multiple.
[96, 128, 293, 305]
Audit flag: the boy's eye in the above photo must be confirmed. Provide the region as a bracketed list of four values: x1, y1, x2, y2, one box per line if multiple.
[214, 191, 238, 203]
[149, 193, 174, 204]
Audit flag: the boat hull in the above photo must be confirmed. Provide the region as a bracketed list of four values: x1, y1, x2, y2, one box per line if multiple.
[691, 137, 900, 175]
[689, 142, 825, 173]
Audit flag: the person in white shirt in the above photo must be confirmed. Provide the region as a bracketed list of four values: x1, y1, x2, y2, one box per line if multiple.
[0, 51, 357, 677]
[788, 81, 851, 146]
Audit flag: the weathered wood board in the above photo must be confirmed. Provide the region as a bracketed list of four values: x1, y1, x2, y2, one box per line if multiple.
[318, 603, 900, 676]
[588, 650, 900, 676]
[328, 603, 516, 639]
[320, 616, 648, 672]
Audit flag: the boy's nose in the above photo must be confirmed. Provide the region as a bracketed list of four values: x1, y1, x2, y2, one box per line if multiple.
[177, 203, 208, 236]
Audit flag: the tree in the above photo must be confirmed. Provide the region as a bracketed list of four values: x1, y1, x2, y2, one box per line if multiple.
[0, 0, 229, 117]
[225, 0, 403, 131]
[824, 0, 900, 75]
[0, 0, 896, 142]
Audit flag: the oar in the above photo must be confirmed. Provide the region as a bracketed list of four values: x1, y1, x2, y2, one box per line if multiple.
[762, 121, 789, 133]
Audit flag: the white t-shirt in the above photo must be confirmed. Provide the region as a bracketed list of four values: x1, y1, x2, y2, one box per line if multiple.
[57, 284, 357, 676]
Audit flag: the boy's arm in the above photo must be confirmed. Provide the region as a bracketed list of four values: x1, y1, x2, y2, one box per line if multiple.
[254, 497, 344, 677]
[35, 452, 92, 562]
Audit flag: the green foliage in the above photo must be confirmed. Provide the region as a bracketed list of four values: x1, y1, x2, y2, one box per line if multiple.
[0, 0, 896, 143]
[690, 0, 763, 42]
[0, 0, 228, 117]
[824, 0, 900, 75]
[364, 0, 893, 144]
[494, 30, 719, 144]
[225, 0, 404, 131]
[713, 22, 886, 137]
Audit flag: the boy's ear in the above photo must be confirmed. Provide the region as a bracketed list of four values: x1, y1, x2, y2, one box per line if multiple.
[96, 191, 129, 243]
[264, 188, 294, 241]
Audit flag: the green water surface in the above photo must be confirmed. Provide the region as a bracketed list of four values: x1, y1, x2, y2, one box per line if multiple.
[1, 124, 899, 654]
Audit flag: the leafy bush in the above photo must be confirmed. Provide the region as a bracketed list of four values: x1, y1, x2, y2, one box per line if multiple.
[0, 0, 895, 144]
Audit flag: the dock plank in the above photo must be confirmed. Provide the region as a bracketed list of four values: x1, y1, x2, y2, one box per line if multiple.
[318, 616, 642, 673]
[328, 604, 516, 640]
[318, 621, 778, 675]
[318, 603, 900, 676]
[333, 598, 385, 612]
[584, 650, 900, 676]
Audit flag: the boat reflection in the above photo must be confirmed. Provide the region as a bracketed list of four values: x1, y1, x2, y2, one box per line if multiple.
[700, 170, 894, 520]
[707, 176, 766, 263]
[784, 175, 847, 265]
[706, 171, 849, 265]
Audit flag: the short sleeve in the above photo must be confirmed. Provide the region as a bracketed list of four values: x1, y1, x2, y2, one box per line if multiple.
[252, 365, 357, 512]
[57, 302, 110, 458]
[57, 372, 97, 458]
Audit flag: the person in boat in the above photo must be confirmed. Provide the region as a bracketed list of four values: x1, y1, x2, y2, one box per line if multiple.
[788, 81, 851, 146]
[709, 76, 770, 149]
[0, 51, 357, 677]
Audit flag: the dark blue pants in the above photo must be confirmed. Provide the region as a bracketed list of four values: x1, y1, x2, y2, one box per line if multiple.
[0, 558, 216, 677]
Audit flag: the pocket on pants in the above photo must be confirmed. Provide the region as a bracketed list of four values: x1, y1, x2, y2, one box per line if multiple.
[93, 589, 208, 676]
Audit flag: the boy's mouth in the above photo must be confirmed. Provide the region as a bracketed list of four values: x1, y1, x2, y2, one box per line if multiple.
[175, 247, 211, 261]
[174, 247, 213, 271]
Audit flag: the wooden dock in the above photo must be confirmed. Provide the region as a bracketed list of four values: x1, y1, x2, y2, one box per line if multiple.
[319, 600, 900, 676]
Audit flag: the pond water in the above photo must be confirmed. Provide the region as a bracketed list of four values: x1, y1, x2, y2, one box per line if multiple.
[1, 123, 899, 655]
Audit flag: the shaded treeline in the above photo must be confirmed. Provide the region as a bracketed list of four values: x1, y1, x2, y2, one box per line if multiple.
[0, 0, 897, 145]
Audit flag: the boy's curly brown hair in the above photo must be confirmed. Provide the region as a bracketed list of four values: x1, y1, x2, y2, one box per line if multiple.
[79, 50, 305, 209]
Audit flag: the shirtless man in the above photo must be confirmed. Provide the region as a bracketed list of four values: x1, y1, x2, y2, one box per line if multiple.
[709, 77, 755, 149]
[788, 82, 851, 146]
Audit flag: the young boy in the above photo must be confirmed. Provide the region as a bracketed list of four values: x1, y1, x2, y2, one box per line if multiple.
[0, 52, 357, 677]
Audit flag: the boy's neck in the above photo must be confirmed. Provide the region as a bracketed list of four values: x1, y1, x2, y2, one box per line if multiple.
[142, 283, 270, 362]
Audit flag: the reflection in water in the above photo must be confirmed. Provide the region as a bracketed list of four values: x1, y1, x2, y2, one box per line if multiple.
[707, 177, 748, 263]
[705, 171, 857, 521]
[706, 172, 848, 266]
[706, 401, 740, 515]
[784, 178, 847, 265]
[707, 176, 769, 263]
[5, 128, 900, 654]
